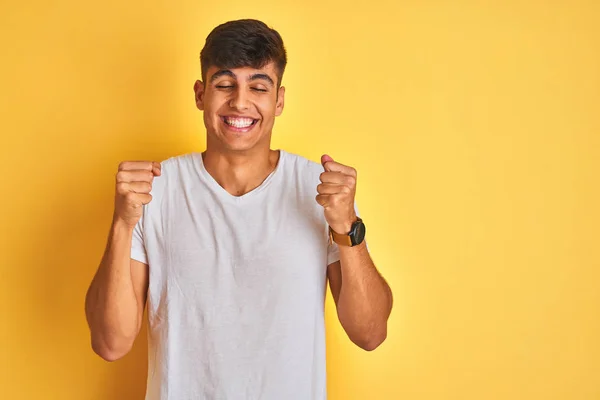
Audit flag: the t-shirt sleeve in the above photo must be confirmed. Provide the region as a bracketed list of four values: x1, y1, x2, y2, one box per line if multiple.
[327, 239, 340, 265]
[130, 208, 148, 265]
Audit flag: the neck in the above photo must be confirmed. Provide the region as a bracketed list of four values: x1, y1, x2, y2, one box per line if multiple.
[202, 146, 280, 197]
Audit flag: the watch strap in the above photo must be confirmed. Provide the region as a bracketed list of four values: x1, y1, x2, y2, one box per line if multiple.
[329, 226, 353, 247]
[328, 217, 363, 247]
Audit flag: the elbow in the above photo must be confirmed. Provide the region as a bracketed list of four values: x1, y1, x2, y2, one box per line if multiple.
[91, 335, 134, 362]
[362, 332, 387, 352]
[351, 328, 388, 352]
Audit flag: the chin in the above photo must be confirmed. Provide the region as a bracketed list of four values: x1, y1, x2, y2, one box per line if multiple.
[215, 135, 261, 153]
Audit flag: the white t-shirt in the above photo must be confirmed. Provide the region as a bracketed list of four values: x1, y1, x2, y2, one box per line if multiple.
[131, 150, 340, 400]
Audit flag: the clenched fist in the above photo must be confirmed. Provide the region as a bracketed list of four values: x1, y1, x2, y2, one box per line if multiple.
[316, 154, 358, 235]
[113, 161, 162, 229]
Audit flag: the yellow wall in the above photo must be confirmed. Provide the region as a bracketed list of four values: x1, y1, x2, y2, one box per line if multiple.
[1, 1, 598, 399]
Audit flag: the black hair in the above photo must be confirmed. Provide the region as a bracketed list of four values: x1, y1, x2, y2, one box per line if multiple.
[200, 19, 287, 86]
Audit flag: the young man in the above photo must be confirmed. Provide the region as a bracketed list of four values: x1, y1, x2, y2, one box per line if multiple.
[85, 19, 393, 400]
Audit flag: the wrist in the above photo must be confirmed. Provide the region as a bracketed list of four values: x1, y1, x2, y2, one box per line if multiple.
[112, 215, 136, 233]
[329, 216, 365, 247]
[330, 215, 358, 235]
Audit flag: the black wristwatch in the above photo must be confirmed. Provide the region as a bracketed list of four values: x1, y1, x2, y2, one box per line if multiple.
[329, 217, 366, 247]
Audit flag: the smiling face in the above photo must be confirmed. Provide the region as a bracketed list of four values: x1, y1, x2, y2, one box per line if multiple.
[194, 62, 285, 153]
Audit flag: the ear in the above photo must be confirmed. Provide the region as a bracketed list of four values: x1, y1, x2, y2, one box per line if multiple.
[193, 80, 205, 111]
[275, 86, 285, 116]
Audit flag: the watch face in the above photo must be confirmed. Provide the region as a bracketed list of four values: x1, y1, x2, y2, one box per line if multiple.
[351, 220, 366, 245]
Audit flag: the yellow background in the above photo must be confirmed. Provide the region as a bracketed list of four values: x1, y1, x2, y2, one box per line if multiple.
[1, 0, 598, 399]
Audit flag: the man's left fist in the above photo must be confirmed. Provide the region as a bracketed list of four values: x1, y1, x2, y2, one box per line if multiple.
[316, 154, 358, 235]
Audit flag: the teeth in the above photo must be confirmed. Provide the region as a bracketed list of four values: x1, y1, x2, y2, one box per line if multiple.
[225, 117, 254, 128]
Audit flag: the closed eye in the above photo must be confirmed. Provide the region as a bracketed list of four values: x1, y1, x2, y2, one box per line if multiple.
[216, 85, 234, 89]
[252, 88, 268, 92]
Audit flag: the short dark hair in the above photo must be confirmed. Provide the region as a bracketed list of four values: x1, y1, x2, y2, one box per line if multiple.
[200, 19, 287, 86]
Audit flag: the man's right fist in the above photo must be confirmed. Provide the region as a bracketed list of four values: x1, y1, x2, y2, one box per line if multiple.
[113, 161, 162, 229]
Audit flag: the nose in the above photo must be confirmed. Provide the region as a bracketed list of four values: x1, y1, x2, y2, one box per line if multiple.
[229, 88, 250, 111]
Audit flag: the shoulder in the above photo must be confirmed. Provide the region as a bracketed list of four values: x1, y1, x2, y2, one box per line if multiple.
[280, 150, 323, 182]
[159, 152, 198, 174]
[148, 152, 199, 200]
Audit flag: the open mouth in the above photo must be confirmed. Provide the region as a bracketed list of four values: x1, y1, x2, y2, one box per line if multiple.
[221, 116, 259, 130]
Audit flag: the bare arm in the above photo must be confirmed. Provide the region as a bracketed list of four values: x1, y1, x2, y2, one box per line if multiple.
[85, 220, 149, 361]
[316, 155, 392, 351]
[327, 244, 392, 351]
[85, 160, 161, 361]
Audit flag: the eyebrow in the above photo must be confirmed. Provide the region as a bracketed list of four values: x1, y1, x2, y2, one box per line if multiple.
[210, 69, 275, 87]
[210, 69, 236, 82]
[249, 73, 275, 87]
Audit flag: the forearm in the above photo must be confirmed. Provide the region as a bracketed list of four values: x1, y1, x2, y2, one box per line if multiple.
[336, 242, 392, 349]
[85, 218, 141, 359]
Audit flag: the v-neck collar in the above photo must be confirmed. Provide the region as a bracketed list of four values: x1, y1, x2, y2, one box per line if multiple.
[193, 150, 285, 205]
